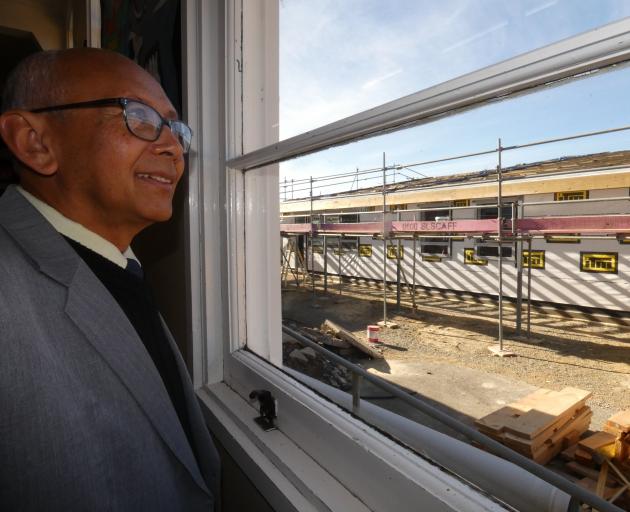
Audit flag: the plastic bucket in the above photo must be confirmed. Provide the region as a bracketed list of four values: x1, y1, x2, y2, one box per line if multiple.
[367, 325, 380, 343]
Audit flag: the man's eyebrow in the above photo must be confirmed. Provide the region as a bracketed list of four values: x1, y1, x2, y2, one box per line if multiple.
[127, 95, 179, 119]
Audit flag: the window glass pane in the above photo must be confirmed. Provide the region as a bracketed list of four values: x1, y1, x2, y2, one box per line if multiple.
[280, 65, 630, 194]
[279, 66, 630, 442]
[280, 0, 630, 139]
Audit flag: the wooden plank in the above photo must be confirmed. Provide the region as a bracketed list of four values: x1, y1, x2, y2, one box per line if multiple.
[503, 406, 591, 452]
[320, 319, 384, 359]
[530, 415, 592, 465]
[475, 387, 591, 441]
[579, 431, 616, 456]
[565, 462, 618, 486]
[606, 410, 630, 433]
[576, 477, 618, 500]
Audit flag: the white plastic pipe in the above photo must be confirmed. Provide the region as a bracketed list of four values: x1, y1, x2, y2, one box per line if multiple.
[287, 369, 573, 512]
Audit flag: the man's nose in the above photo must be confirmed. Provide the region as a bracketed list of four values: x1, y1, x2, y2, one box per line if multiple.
[152, 124, 185, 160]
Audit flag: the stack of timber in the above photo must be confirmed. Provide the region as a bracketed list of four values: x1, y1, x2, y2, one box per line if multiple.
[603, 410, 630, 465]
[561, 410, 630, 508]
[475, 387, 592, 465]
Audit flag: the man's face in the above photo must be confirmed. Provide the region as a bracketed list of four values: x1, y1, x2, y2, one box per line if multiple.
[45, 56, 185, 242]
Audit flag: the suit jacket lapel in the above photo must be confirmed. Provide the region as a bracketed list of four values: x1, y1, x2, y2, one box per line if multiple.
[0, 187, 209, 496]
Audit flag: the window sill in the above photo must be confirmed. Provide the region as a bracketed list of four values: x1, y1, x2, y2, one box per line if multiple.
[197, 350, 508, 512]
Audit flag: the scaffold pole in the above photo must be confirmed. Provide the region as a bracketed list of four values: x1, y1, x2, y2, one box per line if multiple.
[382, 152, 388, 326]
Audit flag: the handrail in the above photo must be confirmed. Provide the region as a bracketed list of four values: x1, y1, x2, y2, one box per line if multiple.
[282, 324, 624, 512]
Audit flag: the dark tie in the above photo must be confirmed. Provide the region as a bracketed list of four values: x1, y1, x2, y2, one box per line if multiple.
[126, 258, 144, 279]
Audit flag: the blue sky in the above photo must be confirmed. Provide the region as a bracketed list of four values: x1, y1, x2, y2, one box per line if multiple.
[278, 1, 630, 197]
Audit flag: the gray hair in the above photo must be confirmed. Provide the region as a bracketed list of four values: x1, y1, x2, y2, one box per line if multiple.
[2, 50, 65, 112]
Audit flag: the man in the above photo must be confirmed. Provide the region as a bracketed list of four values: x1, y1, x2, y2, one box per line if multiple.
[0, 48, 219, 511]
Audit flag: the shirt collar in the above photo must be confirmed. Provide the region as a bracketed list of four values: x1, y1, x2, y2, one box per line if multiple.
[16, 186, 139, 270]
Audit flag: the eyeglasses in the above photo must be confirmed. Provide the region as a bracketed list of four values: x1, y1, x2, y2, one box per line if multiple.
[31, 97, 192, 153]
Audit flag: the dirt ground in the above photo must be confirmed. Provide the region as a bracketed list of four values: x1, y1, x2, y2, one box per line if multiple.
[282, 279, 630, 427]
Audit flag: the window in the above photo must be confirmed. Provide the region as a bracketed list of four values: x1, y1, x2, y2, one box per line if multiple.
[478, 204, 513, 220]
[464, 248, 488, 266]
[522, 250, 545, 269]
[358, 244, 373, 257]
[453, 199, 470, 207]
[554, 190, 589, 201]
[546, 234, 581, 244]
[477, 245, 513, 258]
[421, 209, 450, 256]
[311, 237, 324, 254]
[580, 252, 618, 274]
[390, 204, 407, 212]
[189, 3, 630, 509]
[387, 244, 404, 260]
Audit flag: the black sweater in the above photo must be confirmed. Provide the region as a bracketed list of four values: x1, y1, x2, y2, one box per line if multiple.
[64, 238, 196, 460]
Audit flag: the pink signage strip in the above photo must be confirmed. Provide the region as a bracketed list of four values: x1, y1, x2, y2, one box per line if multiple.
[280, 223, 312, 233]
[391, 219, 499, 233]
[517, 215, 630, 234]
[281, 216, 630, 235]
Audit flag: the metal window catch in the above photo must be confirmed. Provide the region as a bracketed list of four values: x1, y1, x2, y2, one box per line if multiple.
[249, 390, 277, 432]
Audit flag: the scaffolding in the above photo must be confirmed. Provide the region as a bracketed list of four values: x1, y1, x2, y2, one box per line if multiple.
[280, 124, 630, 352]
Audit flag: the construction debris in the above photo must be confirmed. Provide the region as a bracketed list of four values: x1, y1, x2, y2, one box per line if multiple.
[561, 411, 630, 509]
[321, 319, 384, 359]
[475, 387, 592, 465]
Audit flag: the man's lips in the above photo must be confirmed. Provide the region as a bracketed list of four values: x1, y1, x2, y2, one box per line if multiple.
[135, 172, 176, 187]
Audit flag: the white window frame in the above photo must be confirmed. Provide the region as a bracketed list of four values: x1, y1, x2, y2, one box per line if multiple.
[183, 1, 630, 509]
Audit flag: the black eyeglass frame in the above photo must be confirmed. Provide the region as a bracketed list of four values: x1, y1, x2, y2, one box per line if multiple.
[30, 97, 192, 153]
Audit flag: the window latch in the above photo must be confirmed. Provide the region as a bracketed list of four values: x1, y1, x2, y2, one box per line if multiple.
[249, 389, 277, 432]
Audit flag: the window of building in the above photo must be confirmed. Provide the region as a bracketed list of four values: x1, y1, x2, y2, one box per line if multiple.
[546, 234, 581, 244]
[522, 250, 545, 269]
[188, 3, 630, 509]
[478, 204, 513, 220]
[476, 245, 513, 258]
[421, 209, 450, 256]
[464, 248, 488, 266]
[358, 244, 373, 257]
[387, 244, 404, 260]
[453, 199, 470, 207]
[554, 190, 589, 201]
[580, 252, 618, 274]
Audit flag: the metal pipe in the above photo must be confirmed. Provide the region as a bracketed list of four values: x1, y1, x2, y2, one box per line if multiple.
[283, 325, 620, 512]
[382, 153, 388, 326]
[412, 236, 417, 310]
[351, 373, 362, 414]
[527, 237, 533, 339]
[503, 123, 630, 152]
[323, 235, 328, 293]
[310, 177, 315, 299]
[396, 239, 402, 309]
[497, 139, 504, 351]
[515, 200, 524, 335]
[338, 237, 342, 296]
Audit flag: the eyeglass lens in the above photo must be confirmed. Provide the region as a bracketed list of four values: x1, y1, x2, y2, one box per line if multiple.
[124, 101, 192, 153]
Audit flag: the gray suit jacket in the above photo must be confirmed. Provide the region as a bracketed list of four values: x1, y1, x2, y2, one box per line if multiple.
[0, 186, 219, 511]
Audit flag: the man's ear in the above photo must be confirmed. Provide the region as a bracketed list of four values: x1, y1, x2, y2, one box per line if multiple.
[0, 111, 58, 176]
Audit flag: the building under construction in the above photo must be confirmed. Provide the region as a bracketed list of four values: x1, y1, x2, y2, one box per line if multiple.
[280, 150, 630, 314]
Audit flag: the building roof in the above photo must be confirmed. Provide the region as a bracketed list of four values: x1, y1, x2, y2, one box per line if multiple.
[280, 151, 630, 214]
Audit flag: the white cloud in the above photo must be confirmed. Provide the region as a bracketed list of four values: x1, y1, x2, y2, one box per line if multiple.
[361, 68, 403, 90]
[525, 1, 558, 17]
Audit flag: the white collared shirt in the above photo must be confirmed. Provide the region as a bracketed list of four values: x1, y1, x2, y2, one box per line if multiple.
[16, 186, 139, 270]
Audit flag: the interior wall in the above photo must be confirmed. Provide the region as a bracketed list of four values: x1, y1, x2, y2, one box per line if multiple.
[215, 436, 275, 512]
[0, 0, 66, 49]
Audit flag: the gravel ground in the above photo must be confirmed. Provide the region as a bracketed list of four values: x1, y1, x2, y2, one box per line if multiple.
[282, 281, 630, 425]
